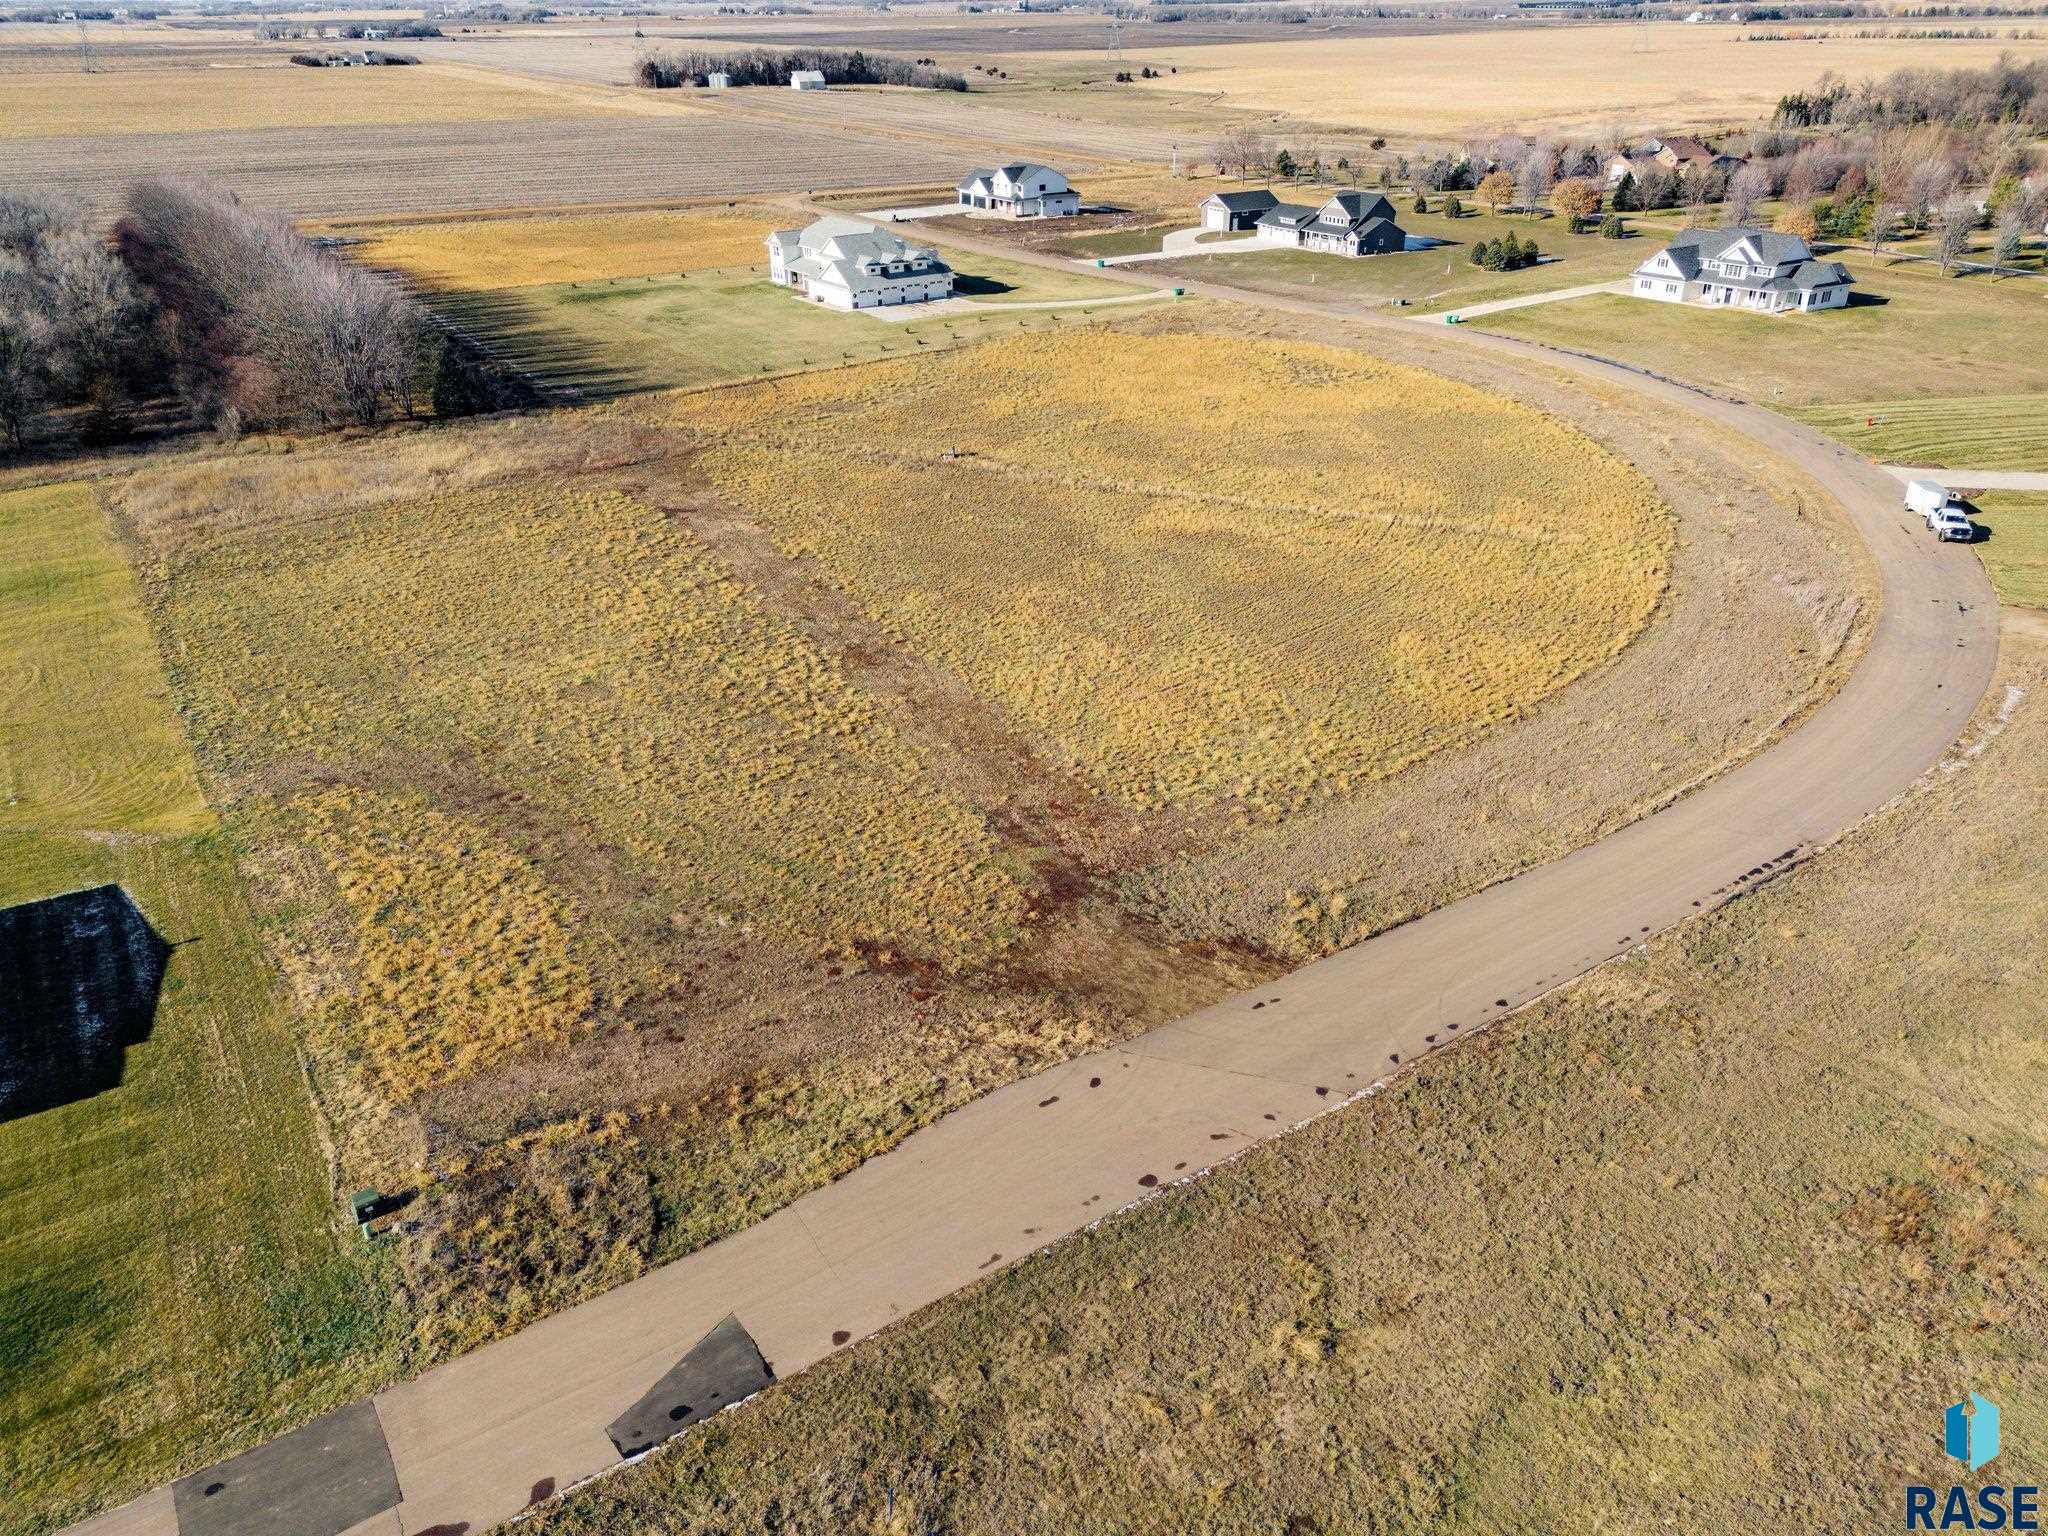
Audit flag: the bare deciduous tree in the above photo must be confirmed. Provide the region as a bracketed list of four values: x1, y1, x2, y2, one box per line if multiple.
[1727, 163, 1772, 226]
[1932, 193, 1978, 275]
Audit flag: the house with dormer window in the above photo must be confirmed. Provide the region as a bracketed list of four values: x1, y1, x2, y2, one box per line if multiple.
[1253, 191, 1407, 257]
[1631, 227, 1854, 314]
[766, 217, 954, 310]
[956, 164, 1080, 218]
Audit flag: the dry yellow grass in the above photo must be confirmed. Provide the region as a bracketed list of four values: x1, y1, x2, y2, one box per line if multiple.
[154, 481, 1027, 974]
[0, 62, 648, 139]
[1092, 24, 2048, 138]
[298, 785, 599, 1100]
[348, 208, 779, 290]
[674, 330, 1671, 813]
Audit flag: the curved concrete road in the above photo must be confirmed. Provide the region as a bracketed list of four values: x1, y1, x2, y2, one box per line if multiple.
[68, 258, 2001, 1536]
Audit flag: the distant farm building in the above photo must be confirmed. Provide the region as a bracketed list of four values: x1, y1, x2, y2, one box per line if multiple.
[955, 164, 1080, 218]
[707, 71, 730, 88]
[789, 69, 827, 90]
[767, 216, 954, 310]
[1254, 191, 1406, 256]
[1632, 227, 1853, 313]
[1200, 188, 1280, 231]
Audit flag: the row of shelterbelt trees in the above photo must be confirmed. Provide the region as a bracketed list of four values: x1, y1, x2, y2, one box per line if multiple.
[0, 177, 506, 453]
[632, 46, 966, 90]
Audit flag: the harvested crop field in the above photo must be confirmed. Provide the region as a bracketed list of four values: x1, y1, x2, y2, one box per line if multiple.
[0, 63, 647, 139]
[1093, 23, 2048, 137]
[671, 330, 1671, 812]
[343, 206, 781, 289]
[45, 310, 1868, 1528]
[6, 115, 971, 222]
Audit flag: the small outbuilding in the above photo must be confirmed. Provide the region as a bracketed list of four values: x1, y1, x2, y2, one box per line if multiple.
[1200, 188, 1280, 231]
[706, 71, 730, 88]
[789, 69, 827, 90]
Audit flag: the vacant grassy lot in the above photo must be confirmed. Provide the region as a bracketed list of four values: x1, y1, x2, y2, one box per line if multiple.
[0, 63, 645, 138]
[1789, 395, 2048, 473]
[674, 329, 1671, 812]
[1974, 493, 2048, 611]
[0, 483, 387, 1536]
[407, 243, 1143, 396]
[344, 206, 780, 289]
[1090, 23, 2048, 137]
[36, 308, 1866, 1529]
[1154, 202, 1646, 311]
[1480, 252, 2048, 410]
[533, 620, 2048, 1536]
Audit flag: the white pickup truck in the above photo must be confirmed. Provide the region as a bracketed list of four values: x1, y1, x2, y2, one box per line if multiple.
[1931, 506, 1975, 543]
[1904, 479, 1974, 541]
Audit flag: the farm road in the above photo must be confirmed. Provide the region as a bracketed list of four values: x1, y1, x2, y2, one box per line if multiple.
[67, 218, 2001, 1536]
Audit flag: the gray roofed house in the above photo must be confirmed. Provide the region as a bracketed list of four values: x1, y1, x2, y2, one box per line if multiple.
[1199, 187, 1281, 231]
[1631, 226, 1853, 313]
[956, 163, 1080, 218]
[1253, 190, 1407, 257]
[766, 215, 953, 310]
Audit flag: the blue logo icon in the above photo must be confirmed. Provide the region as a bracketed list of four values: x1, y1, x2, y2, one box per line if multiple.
[1947, 1395, 2001, 1472]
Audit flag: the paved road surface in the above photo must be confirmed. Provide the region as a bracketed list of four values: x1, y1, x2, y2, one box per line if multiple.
[1881, 465, 2048, 492]
[1419, 277, 1631, 320]
[67, 233, 2002, 1536]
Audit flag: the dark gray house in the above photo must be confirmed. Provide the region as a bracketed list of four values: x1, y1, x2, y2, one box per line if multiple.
[1254, 191, 1407, 257]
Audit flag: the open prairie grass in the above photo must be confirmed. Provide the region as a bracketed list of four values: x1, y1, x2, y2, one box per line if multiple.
[1480, 251, 2048, 409]
[346, 207, 781, 290]
[1974, 493, 2048, 611]
[1788, 395, 2048, 473]
[532, 620, 2048, 1536]
[0, 483, 388, 1536]
[1088, 23, 2048, 137]
[0, 63, 645, 139]
[671, 329, 1671, 812]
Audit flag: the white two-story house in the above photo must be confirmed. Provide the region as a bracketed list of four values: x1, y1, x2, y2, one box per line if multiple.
[1631, 227, 1854, 314]
[955, 164, 1080, 218]
[766, 217, 954, 310]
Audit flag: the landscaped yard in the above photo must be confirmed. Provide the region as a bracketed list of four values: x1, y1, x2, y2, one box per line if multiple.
[1788, 395, 2048, 472]
[1972, 492, 2048, 610]
[0, 483, 390, 1536]
[1477, 249, 2048, 410]
[1150, 202, 1649, 312]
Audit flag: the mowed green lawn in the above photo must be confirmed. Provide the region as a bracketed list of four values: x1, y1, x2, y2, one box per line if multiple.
[1476, 250, 2048, 410]
[1788, 395, 2048, 472]
[427, 246, 1149, 396]
[1151, 203, 1648, 312]
[1973, 492, 2048, 610]
[0, 483, 389, 1535]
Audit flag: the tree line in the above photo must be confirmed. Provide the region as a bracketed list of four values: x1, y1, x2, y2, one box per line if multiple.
[1, 177, 511, 454]
[633, 46, 966, 91]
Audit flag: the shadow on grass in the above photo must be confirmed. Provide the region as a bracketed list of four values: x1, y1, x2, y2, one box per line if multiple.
[424, 286, 645, 401]
[0, 884, 170, 1123]
[1844, 291, 1891, 309]
[950, 272, 1025, 298]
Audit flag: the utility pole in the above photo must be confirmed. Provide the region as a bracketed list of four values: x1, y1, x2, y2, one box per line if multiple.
[77, 16, 100, 73]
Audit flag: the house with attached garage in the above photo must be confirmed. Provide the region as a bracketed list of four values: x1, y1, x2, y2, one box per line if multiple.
[1254, 190, 1406, 256]
[1199, 187, 1279, 231]
[766, 216, 953, 310]
[1631, 227, 1854, 313]
[955, 163, 1080, 218]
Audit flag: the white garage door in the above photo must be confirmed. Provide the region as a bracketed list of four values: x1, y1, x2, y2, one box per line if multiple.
[1204, 204, 1228, 230]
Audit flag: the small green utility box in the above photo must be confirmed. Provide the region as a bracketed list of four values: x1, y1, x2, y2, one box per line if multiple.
[1172, 287, 1184, 297]
[1444, 314, 1463, 325]
[1096, 258, 1107, 267]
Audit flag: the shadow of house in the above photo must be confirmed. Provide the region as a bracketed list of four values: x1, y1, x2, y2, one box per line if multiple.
[0, 884, 171, 1123]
